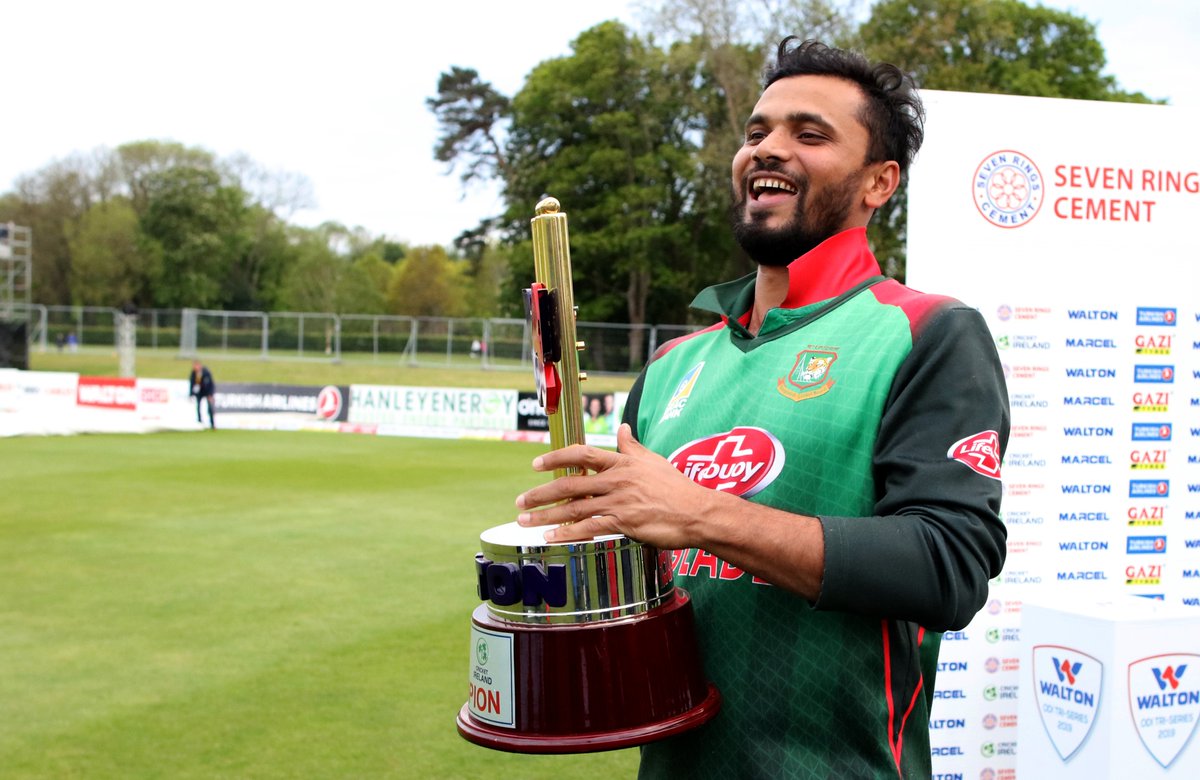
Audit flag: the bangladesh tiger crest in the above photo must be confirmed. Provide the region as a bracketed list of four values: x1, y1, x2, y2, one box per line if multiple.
[777, 350, 837, 402]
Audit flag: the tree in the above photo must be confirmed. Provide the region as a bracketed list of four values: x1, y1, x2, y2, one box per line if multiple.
[139, 166, 251, 308]
[639, 0, 857, 143]
[463, 241, 512, 318]
[503, 22, 715, 366]
[427, 67, 513, 185]
[5, 156, 101, 304]
[385, 245, 468, 317]
[277, 232, 342, 313]
[856, 0, 1156, 278]
[67, 198, 162, 307]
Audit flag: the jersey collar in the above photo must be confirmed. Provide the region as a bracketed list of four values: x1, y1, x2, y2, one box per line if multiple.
[691, 228, 882, 328]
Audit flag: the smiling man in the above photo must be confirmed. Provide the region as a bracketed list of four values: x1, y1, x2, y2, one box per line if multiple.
[515, 38, 1010, 778]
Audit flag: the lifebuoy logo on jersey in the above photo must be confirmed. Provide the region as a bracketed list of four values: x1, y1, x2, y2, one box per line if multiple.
[667, 426, 785, 497]
[974, 150, 1044, 228]
[1128, 654, 1200, 768]
[1032, 646, 1103, 762]
[948, 430, 1002, 480]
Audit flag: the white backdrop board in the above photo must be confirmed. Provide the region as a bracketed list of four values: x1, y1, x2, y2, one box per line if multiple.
[907, 90, 1199, 779]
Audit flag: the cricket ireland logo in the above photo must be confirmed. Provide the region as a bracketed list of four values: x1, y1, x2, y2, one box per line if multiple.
[777, 349, 837, 402]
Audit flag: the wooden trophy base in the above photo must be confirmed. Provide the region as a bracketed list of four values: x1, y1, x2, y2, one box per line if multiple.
[456, 590, 720, 753]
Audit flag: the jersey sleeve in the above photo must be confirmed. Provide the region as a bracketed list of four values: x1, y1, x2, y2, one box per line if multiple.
[814, 304, 1010, 631]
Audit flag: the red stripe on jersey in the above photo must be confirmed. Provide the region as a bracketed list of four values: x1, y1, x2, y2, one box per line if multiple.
[882, 622, 927, 778]
[869, 278, 956, 339]
[648, 321, 725, 364]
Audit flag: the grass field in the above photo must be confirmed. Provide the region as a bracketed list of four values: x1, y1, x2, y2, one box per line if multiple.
[27, 348, 636, 394]
[0, 431, 639, 778]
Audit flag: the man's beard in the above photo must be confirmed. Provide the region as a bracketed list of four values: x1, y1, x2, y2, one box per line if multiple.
[730, 166, 862, 267]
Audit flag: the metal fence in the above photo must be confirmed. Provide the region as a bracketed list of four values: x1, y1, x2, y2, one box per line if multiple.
[16, 304, 707, 375]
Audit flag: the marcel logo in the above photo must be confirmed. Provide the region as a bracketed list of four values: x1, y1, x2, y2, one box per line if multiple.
[668, 427, 785, 497]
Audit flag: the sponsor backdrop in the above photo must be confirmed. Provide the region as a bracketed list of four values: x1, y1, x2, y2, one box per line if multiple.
[0, 370, 625, 449]
[908, 91, 1199, 777]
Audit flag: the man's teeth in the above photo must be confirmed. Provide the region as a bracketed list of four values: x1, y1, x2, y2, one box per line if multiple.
[753, 178, 797, 195]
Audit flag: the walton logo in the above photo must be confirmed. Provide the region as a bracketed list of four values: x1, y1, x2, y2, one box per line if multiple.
[668, 427, 785, 497]
[660, 362, 706, 422]
[1129, 654, 1200, 768]
[974, 150, 1045, 228]
[777, 350, 837, 402]
[948, 430, 1002, 480]
[1056, 658, 1082, 685]
[1033, 645, 1103, 762]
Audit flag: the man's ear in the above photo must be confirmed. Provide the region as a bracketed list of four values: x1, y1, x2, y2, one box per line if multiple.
[863, 160, 901, 210]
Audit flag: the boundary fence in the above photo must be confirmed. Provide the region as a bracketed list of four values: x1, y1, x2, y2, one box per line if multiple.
[12, 304, 706, 375]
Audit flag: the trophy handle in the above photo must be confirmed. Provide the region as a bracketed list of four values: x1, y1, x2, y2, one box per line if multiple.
[528, 197, 586, 479]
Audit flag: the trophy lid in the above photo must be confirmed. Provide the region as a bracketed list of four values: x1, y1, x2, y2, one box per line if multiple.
[479, 520, 624, 550]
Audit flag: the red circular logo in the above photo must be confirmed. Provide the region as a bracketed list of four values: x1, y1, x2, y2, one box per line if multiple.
[316, 386, 343, 420]
[667, 427, 785, 497]
[973, 150, 1044, 228]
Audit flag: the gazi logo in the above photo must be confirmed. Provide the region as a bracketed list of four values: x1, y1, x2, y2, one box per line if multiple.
[1128, 654, 1200, 768]
[1033, 645, 1103, 761]
[668, 427, 785, 497]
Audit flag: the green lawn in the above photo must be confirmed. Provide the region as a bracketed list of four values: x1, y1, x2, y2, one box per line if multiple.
[27, 348, 636, 394]
[0, 432, 638, 778]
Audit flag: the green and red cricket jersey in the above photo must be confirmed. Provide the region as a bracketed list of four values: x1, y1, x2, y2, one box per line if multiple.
[628, 228, 1010, 778]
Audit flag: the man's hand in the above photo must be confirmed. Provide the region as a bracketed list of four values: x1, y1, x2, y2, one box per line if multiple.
[516, 423, 827, 600]
[516, 423, 721, 548]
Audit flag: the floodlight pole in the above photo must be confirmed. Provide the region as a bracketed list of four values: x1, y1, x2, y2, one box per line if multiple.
[0, 222, 33, 321]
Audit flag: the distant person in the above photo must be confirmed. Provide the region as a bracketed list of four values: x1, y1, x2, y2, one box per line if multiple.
[188, 360, 216, 429]
[55, 333, 65, 352]
[602, 393, 618, 432]
[65, 332, 78, 352]
[583, 394, 610, 435]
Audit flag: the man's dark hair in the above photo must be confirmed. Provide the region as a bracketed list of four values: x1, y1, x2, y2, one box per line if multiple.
[764, 37, 925, 174]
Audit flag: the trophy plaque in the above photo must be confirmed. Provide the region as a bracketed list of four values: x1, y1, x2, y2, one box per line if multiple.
[455, 197, 720, 753]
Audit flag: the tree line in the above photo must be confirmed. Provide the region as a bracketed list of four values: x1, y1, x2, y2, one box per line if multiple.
[0, 140, 496, 319]
[1, 0, 1154, 358]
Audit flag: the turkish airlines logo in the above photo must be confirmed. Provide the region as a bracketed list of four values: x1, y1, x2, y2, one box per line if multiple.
[316, 386, 343, 420]
[667, 427, 785, 497]
[948, 430, 1002, 480]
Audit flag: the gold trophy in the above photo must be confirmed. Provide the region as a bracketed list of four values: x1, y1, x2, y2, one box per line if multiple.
[455, 197, 720, 753]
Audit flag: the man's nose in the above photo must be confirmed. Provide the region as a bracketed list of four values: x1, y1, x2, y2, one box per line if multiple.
[752, 129, 792, 164]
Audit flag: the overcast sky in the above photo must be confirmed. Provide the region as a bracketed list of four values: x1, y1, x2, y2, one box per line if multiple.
[4, 0, 1197, 247]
